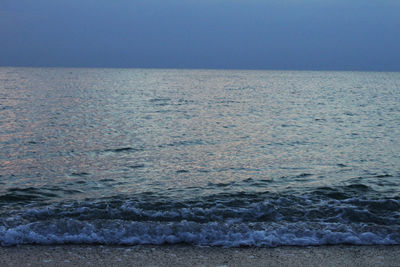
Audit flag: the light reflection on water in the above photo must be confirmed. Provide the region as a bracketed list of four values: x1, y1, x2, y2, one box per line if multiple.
[0, 68, 400, 204]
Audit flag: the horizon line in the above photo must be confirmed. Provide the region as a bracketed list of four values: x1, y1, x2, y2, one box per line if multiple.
[0, 65, 399, 73]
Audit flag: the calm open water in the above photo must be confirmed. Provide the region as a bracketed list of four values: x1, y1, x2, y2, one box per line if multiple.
[1, 67, 400, 246]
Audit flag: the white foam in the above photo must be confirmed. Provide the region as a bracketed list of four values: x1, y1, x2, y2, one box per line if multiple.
[1, 219, 399, 247]
[1, 196, 400, 246]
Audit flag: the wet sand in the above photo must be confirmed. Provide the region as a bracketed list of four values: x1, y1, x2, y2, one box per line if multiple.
[1, 245, 399, 266]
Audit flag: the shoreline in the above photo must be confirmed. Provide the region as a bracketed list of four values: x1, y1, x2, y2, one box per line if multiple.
[1, 244, 399, 266]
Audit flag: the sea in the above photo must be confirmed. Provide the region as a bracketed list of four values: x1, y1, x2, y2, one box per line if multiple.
[0, 67, 399, 247]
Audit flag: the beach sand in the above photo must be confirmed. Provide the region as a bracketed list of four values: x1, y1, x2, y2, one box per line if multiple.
[1, 245, 399, 266]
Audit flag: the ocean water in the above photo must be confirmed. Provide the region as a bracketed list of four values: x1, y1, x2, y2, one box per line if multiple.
[1, 67, 400, 246]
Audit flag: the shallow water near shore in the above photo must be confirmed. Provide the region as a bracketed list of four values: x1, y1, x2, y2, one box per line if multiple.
[2, 245, 400, 267]
[1, 68, 400, 246]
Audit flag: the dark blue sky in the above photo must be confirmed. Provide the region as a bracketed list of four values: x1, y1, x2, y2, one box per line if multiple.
[1, 0, 399, 70]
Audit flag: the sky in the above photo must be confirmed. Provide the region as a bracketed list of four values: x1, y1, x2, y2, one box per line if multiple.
[1, 0, 400, 71]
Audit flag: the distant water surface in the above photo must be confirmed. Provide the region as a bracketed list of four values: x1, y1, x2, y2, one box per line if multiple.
[0, 68, 400, 246]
